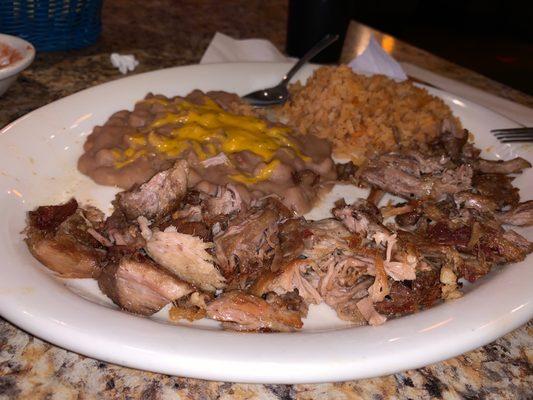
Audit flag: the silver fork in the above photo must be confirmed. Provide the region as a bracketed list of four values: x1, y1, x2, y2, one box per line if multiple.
[491, 127, 533, 143]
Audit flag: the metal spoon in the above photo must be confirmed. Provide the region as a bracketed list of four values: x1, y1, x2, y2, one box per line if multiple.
[242, 34, 339, 106]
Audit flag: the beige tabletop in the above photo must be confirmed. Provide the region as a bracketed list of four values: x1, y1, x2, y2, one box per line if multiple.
[0, 2, 532, 399]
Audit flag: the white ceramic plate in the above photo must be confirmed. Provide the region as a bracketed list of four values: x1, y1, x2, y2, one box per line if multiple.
[0, 63, 531, 384]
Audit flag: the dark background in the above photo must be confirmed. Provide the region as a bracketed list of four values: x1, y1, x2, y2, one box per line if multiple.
[351, 0, 533, 95]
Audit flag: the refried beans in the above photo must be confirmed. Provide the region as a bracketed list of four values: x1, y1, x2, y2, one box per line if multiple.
[78, 90, 336, 214]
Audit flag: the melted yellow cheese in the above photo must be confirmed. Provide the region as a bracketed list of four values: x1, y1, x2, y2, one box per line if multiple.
[113, 96, 309, 184]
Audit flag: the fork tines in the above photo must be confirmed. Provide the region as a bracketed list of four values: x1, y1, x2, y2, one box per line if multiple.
[491, 127, 533, 143]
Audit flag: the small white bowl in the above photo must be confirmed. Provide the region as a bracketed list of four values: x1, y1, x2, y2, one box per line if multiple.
[0, 33, 35, 97]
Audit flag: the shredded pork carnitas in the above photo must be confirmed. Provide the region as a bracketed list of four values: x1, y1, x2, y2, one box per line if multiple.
[24, 123, 532, 331]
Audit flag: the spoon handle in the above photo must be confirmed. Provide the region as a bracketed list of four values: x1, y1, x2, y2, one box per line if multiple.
[282, 34, 340, 84]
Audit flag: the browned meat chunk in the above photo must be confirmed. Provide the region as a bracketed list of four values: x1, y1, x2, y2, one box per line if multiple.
[501, 230, 533, 255]
[25, 201, 106, 278]
[473, 157, 531, 174]
[360, 152, 472, 200]
[103, 209, 145, 249]
[456, 257, 491, 283]
[317, 253, 375, 324]
[472, 173, 519, 209]
[253, 218, 358, 306]
[28, 198, 78, 231]
[367, 188, 385, 206]
[356, 296, 387, 326]
[479, 228, 532, 264]
[98, 252, 193, 316]
[375, 269, 442, 317]
[116, 160, 189, 220]
[395, 210, 422, 227]
[426, 222, 471, 248]
[431, 165, 473, 199]
[169, 292, 212, 322]
[204, 184, 243, 218]
[335, 161, 358, 182]
[26, 234, 103, 279]
[252, 259, 323, 305]
[155, 189, 213, 241]
[213, 198, 289, 289]
[206, 291, 305, 332]
[453, 191, 498, 213]
[431, 123, 468, 161]
[332, 199, 391, 241]
[138, 217, 226, 293]
[497, 200, 533, 226]
[270, 218, 307, 271]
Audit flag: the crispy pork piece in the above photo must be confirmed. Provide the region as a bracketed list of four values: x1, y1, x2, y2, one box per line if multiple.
[169, 292, 212, 322]
[335, 161, 358, 182]
[472, 173, 520, 209]
[154, 184, 242, 242]
[478, 228, 533, 264]
[25, 200, 106, 278]
[251, 218, 322, 304]
[456, 256, 490, 283]
[473, 157, 531, 175]
[204, 184, 243, 218]
[28, 198, 78, 231]
[139, 217, 226, 292]
[361, 164, 432, 199]
[98, 252, 193, 316]
[497, 200, 533, 226]
[431, 122, 468, 161]
[367, 188, 385, 206]
[395, 210, 422, 227]
[253, 218, 358, 306]
[318, 253, 375, 324]
[395, 201, 532, 283]
[375, 269, 442, 317]
[356, 296, 387, 326]
[501, 230, 533, 255]
[332, 199, 389, 239]
[155, 189, 213, 241]
[431, 165, 473, 199]
[103, 209, 146, 249]
[360, 152, 472, 200]
[252, 259, 323, 305]
[453, 191, 498, 213]
[26, 233, 104, 279]
[301, 219, 354, 258]
[388, 151, 450, 175]
[213, 198, 289, 289]
[332, 198, 420, 288]
[116, 160, 189, 220]
[332, 200, 416, 280]
[269, 218, 307, 272]
[206, 290, 305, 332]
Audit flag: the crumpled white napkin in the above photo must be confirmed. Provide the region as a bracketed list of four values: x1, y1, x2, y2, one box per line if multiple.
[200, 32, 406, 81]
[348, 36, 406, 81]
[110, 53, 140, 74]
[200, 32, 296, 64]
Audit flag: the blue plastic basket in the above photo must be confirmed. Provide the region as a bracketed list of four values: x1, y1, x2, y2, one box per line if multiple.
[0, 0, 103, 52]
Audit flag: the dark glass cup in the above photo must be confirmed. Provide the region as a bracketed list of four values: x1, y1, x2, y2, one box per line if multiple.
[286, 0, 352, 63]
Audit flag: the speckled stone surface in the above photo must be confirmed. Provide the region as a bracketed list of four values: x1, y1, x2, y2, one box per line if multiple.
[1, 318, 532, 399]
[1, 1, 532, 399]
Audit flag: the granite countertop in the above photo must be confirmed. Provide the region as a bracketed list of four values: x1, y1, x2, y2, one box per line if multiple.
[1, 1, 532, 399]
